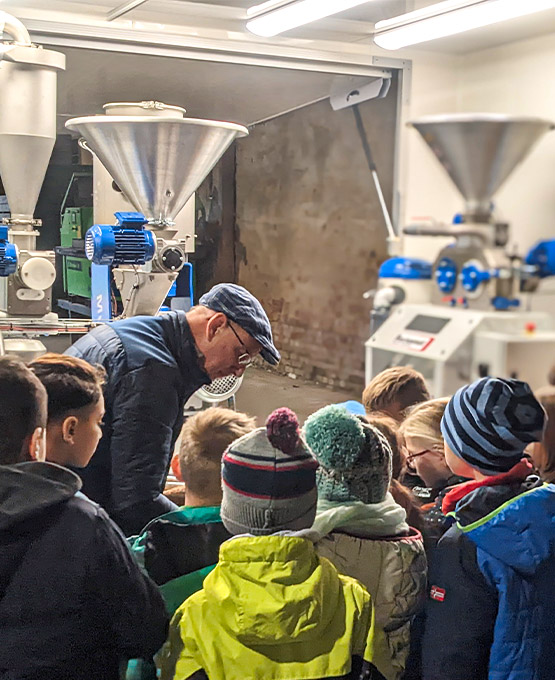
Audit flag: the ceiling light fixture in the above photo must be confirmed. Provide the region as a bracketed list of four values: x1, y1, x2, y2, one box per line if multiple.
[246, 0, 375, 38]
[374, 0, 555, 50]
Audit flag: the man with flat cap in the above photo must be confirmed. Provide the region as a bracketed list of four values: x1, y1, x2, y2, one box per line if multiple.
[66, 283, 279, 535]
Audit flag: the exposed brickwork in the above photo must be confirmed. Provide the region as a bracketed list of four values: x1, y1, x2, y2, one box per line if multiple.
[234, 88, 397, 393]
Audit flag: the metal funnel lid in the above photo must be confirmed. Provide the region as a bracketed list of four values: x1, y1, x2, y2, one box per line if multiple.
[409, 114, 554, 218]
[65, 114, 248, 226]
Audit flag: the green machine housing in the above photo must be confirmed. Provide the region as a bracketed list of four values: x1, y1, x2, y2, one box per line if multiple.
[59, 206, 93, 298]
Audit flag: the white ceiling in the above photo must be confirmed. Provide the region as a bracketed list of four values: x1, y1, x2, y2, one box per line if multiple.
[2, 0, 555, 55]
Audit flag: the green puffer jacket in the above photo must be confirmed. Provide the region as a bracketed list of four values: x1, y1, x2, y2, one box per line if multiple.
[127, 505, 231, 680]
[158, 535, 396, 680]
[316, 528, 427, 680]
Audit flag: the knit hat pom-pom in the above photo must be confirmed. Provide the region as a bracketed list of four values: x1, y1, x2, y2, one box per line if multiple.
[303, 405, 364, 469]
[266, 407, 301, 454]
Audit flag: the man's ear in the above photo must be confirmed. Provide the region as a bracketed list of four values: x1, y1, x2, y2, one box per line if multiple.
[206, 312, 227, 341]
[61, 416, 78, 445]
[29, 427, 46, 462]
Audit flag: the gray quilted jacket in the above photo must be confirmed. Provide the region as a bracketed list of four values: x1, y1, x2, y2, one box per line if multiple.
[316, 528, 427, 680]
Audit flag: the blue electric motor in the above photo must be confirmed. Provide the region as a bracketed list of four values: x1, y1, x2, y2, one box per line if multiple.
[525, 239, 555, 279]
[0, 225, 18, 276]
[85, 212, 156, 266]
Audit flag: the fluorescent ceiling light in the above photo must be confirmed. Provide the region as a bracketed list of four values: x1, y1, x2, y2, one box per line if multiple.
[374, 0, 555, 50]
[247, 0, 374, 38]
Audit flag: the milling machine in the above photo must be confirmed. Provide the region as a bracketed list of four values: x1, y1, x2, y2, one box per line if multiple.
[65, 101, 247, 319]
[0, 11, 65, 321]
[366, 114, 555, 395]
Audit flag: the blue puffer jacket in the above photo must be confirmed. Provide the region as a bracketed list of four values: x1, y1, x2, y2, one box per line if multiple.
[66, 312, 210, 535]
[422, 479, 555, 680]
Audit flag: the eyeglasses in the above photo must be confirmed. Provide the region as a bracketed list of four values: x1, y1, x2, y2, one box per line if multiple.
[405, 449, 433, 463]
[228, 321, 253, 366]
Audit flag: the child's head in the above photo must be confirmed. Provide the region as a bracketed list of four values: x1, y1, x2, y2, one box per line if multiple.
[29, 353, 105, 468]
[176, 407, 256, 507]
[0, 356, 47, 465]
[303, 405, 392, 505]
[441, 378, 545, 480]
[399, 398, 451, 488]
[221, 407, 319, 535]
[530, 387, 555, 482]
[362, 367, 430, 421]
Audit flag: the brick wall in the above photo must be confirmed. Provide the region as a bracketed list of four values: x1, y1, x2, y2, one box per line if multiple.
[235, 84, 397, 392]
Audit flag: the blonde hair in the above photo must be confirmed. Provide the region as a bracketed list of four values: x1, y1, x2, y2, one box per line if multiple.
[362, 367, 430, 417]
[534, 388, 555, 482]
[399, 397, 449, 451]
[178, 408, 256, 498]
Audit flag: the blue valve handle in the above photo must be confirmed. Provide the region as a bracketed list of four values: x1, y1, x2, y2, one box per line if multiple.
[460, 263, 495, 292]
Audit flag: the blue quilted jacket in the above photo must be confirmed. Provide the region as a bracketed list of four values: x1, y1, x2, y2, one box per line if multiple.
[66, 312, 210, 535]
[422, 480, 555, 680]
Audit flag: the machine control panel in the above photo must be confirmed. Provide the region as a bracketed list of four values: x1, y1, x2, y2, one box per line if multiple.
[393, 314, 450, 352]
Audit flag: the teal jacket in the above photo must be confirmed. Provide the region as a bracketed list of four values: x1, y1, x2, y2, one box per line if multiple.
[127, 505, 231, 679]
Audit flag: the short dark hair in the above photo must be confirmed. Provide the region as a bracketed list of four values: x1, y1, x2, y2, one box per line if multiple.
[179, 408, 256, 498]
[29, 353, 105, 422]
[0, 355, 47, 465]
[362, 367, 430, 417]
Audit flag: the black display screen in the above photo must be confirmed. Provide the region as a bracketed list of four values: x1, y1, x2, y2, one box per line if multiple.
[406, 314, 450, 334]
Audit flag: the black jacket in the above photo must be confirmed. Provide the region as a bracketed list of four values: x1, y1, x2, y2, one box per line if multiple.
[0, 461, 168, 680]
[66, 312, 210, 535]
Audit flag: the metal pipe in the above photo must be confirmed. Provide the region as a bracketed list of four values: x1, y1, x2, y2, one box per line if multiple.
[0, 11, 31, 45]
[352, 103, 396, 242]
[107, 0, 150, 21]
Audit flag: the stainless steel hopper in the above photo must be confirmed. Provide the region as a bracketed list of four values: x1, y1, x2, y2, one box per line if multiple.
[65, 106, 248, 228]
[409, 114, 554, 219]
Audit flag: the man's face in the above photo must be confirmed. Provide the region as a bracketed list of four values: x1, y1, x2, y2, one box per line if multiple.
[202, 314, 262, 379]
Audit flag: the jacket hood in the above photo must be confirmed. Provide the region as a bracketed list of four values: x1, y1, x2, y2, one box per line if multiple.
[0, 462, 81, 531]
[457, 483, 555, 576]
[203, 535, 342, 645]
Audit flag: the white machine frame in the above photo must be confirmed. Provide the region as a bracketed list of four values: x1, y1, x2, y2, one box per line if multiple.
[366, 303, 555, 397]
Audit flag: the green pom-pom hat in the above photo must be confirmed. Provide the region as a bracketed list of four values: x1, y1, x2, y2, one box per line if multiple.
[303, 405, 392, 505]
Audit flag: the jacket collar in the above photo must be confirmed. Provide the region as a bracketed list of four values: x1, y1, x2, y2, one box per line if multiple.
[161, 311, 210, 389]
[442, 458, 533, 516]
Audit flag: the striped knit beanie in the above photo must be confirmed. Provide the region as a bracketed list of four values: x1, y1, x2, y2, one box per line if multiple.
[303, 405, 392, 504]
[221, 407, 319, 535]
[441, 377, 545, 475]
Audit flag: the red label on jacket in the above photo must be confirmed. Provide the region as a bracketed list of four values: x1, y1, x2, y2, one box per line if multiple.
[430, 585, 446, 602]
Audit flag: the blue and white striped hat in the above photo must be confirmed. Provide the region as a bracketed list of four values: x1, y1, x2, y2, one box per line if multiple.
[199, 283, 280, 365]
[441, 377, 545, 475]
[221, 407, 318, 535]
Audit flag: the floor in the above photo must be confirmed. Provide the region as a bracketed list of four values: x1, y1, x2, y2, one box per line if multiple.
[235, 367, 357, 425]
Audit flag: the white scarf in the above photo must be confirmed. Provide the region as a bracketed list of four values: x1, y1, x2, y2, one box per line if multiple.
[305, 494, 409, 542]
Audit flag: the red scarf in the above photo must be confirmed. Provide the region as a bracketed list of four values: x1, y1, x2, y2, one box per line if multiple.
[441, 458, 533, 515]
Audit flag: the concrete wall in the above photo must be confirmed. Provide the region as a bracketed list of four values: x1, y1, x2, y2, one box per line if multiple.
[235, 86, 397, 392]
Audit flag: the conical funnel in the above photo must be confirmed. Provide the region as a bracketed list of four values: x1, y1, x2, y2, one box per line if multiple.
[65, 114, 248, 227]
[409, 114, 554, 218]
[0, 43, 65, 226]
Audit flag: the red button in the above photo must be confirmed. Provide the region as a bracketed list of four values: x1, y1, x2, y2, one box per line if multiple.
[525, 322, 536, 333]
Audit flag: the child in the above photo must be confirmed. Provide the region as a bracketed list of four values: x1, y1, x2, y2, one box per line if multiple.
[422, 378, 553, 680]
[304, 405, 427, 680]
[363, 367, 430, 422]
[158, 408, 395, 680]
[367, 413, 424, 532]
[0, 356, 168, 680]
[530, 387, 555, 482]
[131, 407, 256, 611]
[399, 398, 467, 547]
[29, 353, 105, 468]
